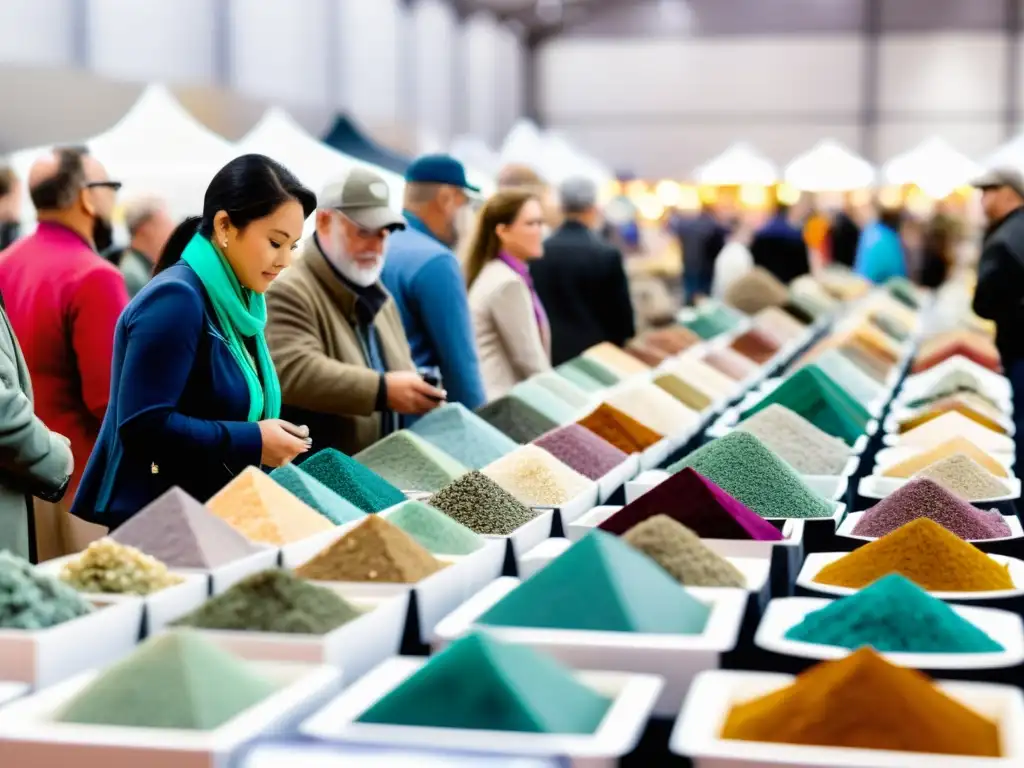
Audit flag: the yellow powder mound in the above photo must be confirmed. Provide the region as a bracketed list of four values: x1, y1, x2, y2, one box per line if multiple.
[813, 519, 1014, 592]
[583, 342, 651, 378]
[207, 467, 334, 545]
[882, 437, 1009, 479]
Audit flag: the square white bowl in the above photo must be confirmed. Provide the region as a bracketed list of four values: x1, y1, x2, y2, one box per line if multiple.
[531, 482, 600, 526]
[836, 511, 1024, 546]
[796, 551, 1024, 601]
[431, 576, 747, 716]
[282, 537, 505, 643]
[882, 427, 1017, 453]
[596, 454, 640, 504]
[0, 660, 342, 768]
[885, 406, 1015, 436]
[624, 470, 671, 504]
[671, 668, 1024, 767]
[639, 439, 675, 471]
[36, 556, 211, 637]
[483, 508, 555, 574]
[899, 356, 1012, 401]
[299, 656, 663, 767]
[0, 599, 144, 689]
[856, 474, 1022, 503]
[873, 446, 1016, 475]
[181, 585, 409, 683]
[0, 683, 27, 710]
[755, 596, 1024, 670]
[189, 548, 281, 596]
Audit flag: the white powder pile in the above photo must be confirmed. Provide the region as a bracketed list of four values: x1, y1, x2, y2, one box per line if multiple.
[664, 357, 740, 400]
[914, 453, 1011, 502]
[897, 411, 1016, 453]
[736, 404, 850, 475]
[605, 384, 701, 436]
[753, 307, 807, 347]
[482, 445, 592, 507]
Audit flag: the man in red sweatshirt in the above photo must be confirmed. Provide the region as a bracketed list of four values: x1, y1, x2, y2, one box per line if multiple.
[0, 146, 128, 559]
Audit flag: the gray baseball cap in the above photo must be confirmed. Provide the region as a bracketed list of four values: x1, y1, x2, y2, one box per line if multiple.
[972, 167, 1024, 200]
[320, 167, 406, 232]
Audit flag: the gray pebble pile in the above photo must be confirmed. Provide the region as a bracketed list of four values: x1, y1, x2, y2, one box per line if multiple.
[477, 395, 559, 443]
[427, 471, 540, 535]
[353, 431, 468, 493]
[408, 403, 519, 470]
[623, 515, 746, 588]
[736, 404, 850, 475]
[914, 453, 1011, 501]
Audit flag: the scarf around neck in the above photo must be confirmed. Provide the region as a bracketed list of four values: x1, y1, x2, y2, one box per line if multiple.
[181, 234, 281, 421]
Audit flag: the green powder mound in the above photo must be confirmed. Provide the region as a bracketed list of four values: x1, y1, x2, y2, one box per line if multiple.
[174, 569, 363, 635]
[409, 403, 519, 470]
[871, 312, 910, 342]
[785, 574, 1004, 654]
[269, 465, 365, 525]
[528, 371, 593, 409]
[428, 471, 539, 535]
[477, 395, 559, 444]
[668, 432, 835, 519]
[557, 357, 620, 390]
[354, 431, 468, 493]
[511, 379, 580, 423]
[678, 302, 742, 339]
[741, 365, 871, 446]
[0, 551, 93, 630]
[811, 349, 885, 408]
[56, 631, 279, 730]
[383, 500, 484, 555]
[886, 276, 920, 308]
[358, 632, 612, 734]
[298, 449, 407, 513]
[787, 293, 830, 321]
[479, 530, 711, 634]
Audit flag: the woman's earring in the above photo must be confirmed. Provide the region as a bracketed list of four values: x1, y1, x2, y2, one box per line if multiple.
[222, 238, 228, 249]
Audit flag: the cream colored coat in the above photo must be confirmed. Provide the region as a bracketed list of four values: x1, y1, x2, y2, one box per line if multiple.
[468, 259, 551, 401]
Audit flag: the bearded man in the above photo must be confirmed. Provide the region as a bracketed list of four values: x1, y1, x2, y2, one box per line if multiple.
[266, 167, 444, 455]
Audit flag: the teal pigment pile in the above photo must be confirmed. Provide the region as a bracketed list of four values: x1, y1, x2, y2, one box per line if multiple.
[298, 449, 406, 513]
[409, 402, 519, 470]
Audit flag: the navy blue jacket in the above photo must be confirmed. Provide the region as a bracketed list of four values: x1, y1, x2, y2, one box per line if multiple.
[72, 262, 263, 528]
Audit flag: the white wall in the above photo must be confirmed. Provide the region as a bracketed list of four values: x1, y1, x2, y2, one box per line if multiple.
[337, 0, 406, 126]
[463, 14, 501, 145]
[538, 35, 865, 176]
[538, 29, 1016, 176]
[495, 24, 525, 145]
[412, 0, 457, 145]
[0, 0, 76, 68]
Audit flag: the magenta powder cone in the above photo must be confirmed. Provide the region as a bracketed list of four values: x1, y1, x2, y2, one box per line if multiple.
[599, 467, 784, 540]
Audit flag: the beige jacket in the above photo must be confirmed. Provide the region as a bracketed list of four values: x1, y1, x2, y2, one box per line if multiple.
[468, 259, 551, 400]
[265, 241, 416, 455]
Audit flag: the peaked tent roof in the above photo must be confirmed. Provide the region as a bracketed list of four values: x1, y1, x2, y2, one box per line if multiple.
[983, 133, 1024, 173]
[696, 142, 779, 186]
[784, 139, 876, 191]
[882, 137, 981, 198]
[322, 115, 412, 176]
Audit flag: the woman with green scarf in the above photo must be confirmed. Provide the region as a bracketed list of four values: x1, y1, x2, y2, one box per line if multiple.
[73, 155, 318, 530]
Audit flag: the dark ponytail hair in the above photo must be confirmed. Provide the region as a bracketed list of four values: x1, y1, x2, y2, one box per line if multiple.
[154, 154, 316, 275]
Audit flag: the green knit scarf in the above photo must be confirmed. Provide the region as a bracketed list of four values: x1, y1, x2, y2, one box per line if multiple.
[181, 234, 281, 421]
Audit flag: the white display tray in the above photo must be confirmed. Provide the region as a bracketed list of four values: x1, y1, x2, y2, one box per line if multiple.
[885, 406, 1015, 436]
[530, 482, 601, 527]
[796, 551, 1024, 601]
[0, 683, 27, 710]
[596, 454, 640, 504]
[899, 355, 1012, 401]
[432, 577, 746, 717]
[639, 438, 675, 471]
[281, 536, 506, 643]
[36, 556, 211, 636]
[857, 474, 1022, 503]
[300, 657, 663, 768]
[755, 596, 1024, 670]
[671, 669, 1024, 767]
[0, 661, 342, 768]
[835, 511, 1024, 545]
[186, 586, 409, 683]
[882, 428, 1016, 453]
[873, 445, 1016, 475]
[0, 600, 143, 689]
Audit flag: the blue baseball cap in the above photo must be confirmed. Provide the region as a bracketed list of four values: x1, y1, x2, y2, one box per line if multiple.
[405, 154, 481, 193]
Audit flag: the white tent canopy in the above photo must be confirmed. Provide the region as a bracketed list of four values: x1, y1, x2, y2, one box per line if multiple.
[450, 135, 501, 178]
[696, 142, 779, 186]
[499, 119, 546, 171]
[882, 137, 981, 198]
[983, 133, 1024, 173]
[236, 107, 405, 210]
[8, 84, 234, 226]
[784, 139, 875, 191]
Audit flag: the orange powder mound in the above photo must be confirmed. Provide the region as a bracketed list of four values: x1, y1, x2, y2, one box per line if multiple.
[624, 339, 669, 367]
[898, 397, 1008, 436]
[207, 467, 334, 545]
[882, 437, 1009, 479]
[848, 325, 900, 365]
[721, 647, 1001, 757]
[583, 342, 651, 378]
[813, 518, 1014, 592]
[578, 403, 663, 454]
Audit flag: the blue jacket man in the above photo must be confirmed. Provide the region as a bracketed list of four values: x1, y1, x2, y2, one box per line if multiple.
[855, 210, 906, 285]
[382, 155, 487, 409]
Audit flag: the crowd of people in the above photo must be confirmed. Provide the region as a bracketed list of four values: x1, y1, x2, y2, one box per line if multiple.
[0, 147, 637, 563]
[669, 193, 962, 304]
